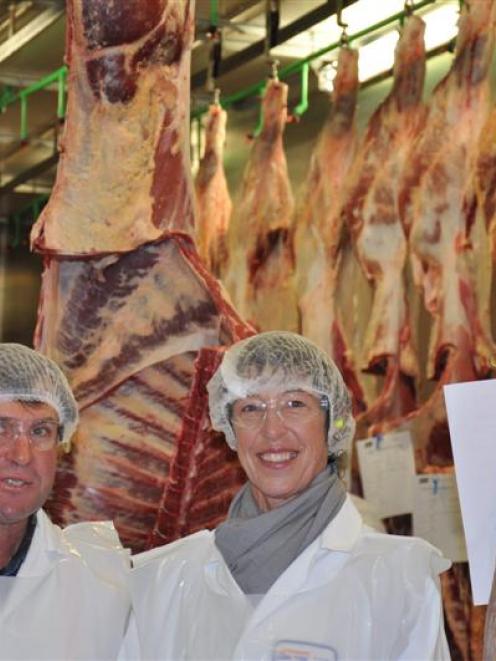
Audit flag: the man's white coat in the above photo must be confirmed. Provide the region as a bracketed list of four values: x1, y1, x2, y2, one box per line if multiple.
[1, 509, 130, 660]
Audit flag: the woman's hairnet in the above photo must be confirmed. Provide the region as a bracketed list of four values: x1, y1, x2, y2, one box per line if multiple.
[0, 343, 79, 448]
[207, 331, 355, 454]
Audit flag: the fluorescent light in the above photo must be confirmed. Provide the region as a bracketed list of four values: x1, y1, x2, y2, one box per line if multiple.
[358, 30, 399, 82]
[221, 0, 460, 86]
[423, 4, 459, 50]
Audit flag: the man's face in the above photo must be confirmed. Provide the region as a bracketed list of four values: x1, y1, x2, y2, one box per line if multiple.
[233, 389, 328, 512]
[0, 401, 59, 527]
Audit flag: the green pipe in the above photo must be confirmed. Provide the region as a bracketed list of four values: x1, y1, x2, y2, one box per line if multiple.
[57, 68, 66, 119]
[210, 0, 219, 27]
[0, 85, 16, 108]
[293, 62, 309, 117]
[1, 66, 68, 139]
[16, 66, 67, 106]
[20, 96, 27, 141]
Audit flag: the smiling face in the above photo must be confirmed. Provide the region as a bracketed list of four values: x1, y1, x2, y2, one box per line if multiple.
[0, 401, 59, 529]
[232, 389, 328, 512]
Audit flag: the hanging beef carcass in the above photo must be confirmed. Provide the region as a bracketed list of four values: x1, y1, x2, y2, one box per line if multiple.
[379, 3, 496, 657]
[293, 47, 365, 414]
[194, 102, 232, 278]
[400, 1, 495, 385]
[340, 14, 426, 429]
[31, 0, 253, 553]
[224, 76, 299, 332]
[475, 106, 496, 262]
[31, 0, 195, 254]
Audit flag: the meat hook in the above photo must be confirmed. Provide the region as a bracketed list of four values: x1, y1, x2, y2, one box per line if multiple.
[336, 0, 349, 46]
[268, 58, 280, 80]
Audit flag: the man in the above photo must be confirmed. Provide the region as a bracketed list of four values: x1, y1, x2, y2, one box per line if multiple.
[0, 343, 130, 660]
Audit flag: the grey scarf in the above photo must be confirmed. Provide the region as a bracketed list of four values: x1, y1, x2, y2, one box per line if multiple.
[214, 464, 346, 594]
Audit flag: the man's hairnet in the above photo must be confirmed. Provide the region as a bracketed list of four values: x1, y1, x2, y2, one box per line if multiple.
[0, 343, 78, 447]
[207, 331, 355, 454]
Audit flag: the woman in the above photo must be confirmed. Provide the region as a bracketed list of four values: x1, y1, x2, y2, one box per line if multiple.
[121, 331, 451, 660]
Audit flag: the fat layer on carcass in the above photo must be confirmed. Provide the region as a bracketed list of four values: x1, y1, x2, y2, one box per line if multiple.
[194, 103, 232, 278]
[31, 0, 195, 254]
[401, 0, 496, 380]
[293, 47, 365, 413]
[340, 15, 426, 424]
[225, 77, 298, 332]
[32, 0, 253, 554]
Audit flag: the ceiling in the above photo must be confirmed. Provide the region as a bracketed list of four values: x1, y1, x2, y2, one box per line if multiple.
[0, 0, 458, 224]
[0, 0, 363, 221]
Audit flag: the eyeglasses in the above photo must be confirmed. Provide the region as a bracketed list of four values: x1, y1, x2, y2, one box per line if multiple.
[231, 393, 328, 430]
[0, 417, 61, 451]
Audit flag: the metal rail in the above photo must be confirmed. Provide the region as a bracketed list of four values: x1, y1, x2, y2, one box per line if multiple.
[0, 66, 67, 140]
[192, 0, 437, 119]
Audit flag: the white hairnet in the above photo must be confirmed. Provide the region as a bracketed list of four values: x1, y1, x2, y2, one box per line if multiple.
[207, 331, 355, 454]
[0, 343, 79, 448]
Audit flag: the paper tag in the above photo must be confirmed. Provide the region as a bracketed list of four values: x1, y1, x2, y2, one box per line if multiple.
[444, 379, 496, 604]
[413, 473, 467, 562]
[356, 431, 415, 518]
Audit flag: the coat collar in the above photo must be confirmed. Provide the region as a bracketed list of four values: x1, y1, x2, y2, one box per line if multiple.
[204, 494, 363, 600]
[321, 495, 363, 552]
[17, 509, 67, 577]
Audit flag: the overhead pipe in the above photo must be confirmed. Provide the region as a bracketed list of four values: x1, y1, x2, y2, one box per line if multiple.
[292, 62, 310, 118]
[192, 0, 436, 120]
[0, 66, 67, 140]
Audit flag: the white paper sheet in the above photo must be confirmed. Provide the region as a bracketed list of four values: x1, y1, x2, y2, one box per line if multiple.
[444, 379, 496, 605]
[413, 473, 467, 563]
[356, 431, 415, 518]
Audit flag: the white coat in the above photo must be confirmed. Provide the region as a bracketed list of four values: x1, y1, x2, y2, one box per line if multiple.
[120, 495, 451, 660]
[1, 509, 131, 660]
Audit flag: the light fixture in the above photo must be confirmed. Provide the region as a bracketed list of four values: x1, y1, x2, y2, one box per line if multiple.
[269, 0, 459, 85]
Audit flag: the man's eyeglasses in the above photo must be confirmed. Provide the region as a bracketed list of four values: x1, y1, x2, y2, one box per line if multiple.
[0, 417, 61, 451]
[231, 392, 328, 431]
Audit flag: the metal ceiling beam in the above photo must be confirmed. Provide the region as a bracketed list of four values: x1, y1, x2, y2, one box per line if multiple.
[0, 152, 58, 201]
[192, 0, 358, 88]
[0, 6, 63, 63]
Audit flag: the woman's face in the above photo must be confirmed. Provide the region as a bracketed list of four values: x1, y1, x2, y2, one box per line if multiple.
[232, 389, 328, 512]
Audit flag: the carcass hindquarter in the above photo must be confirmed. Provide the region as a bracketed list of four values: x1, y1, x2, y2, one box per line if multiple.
[31, 0, 195, 254]
[293, 47, 365, 414]
[225, 77, 298, 332]
[341, 14, 426, 427]
[194, 103, 232, 278]
[32, 0, 253, 554]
